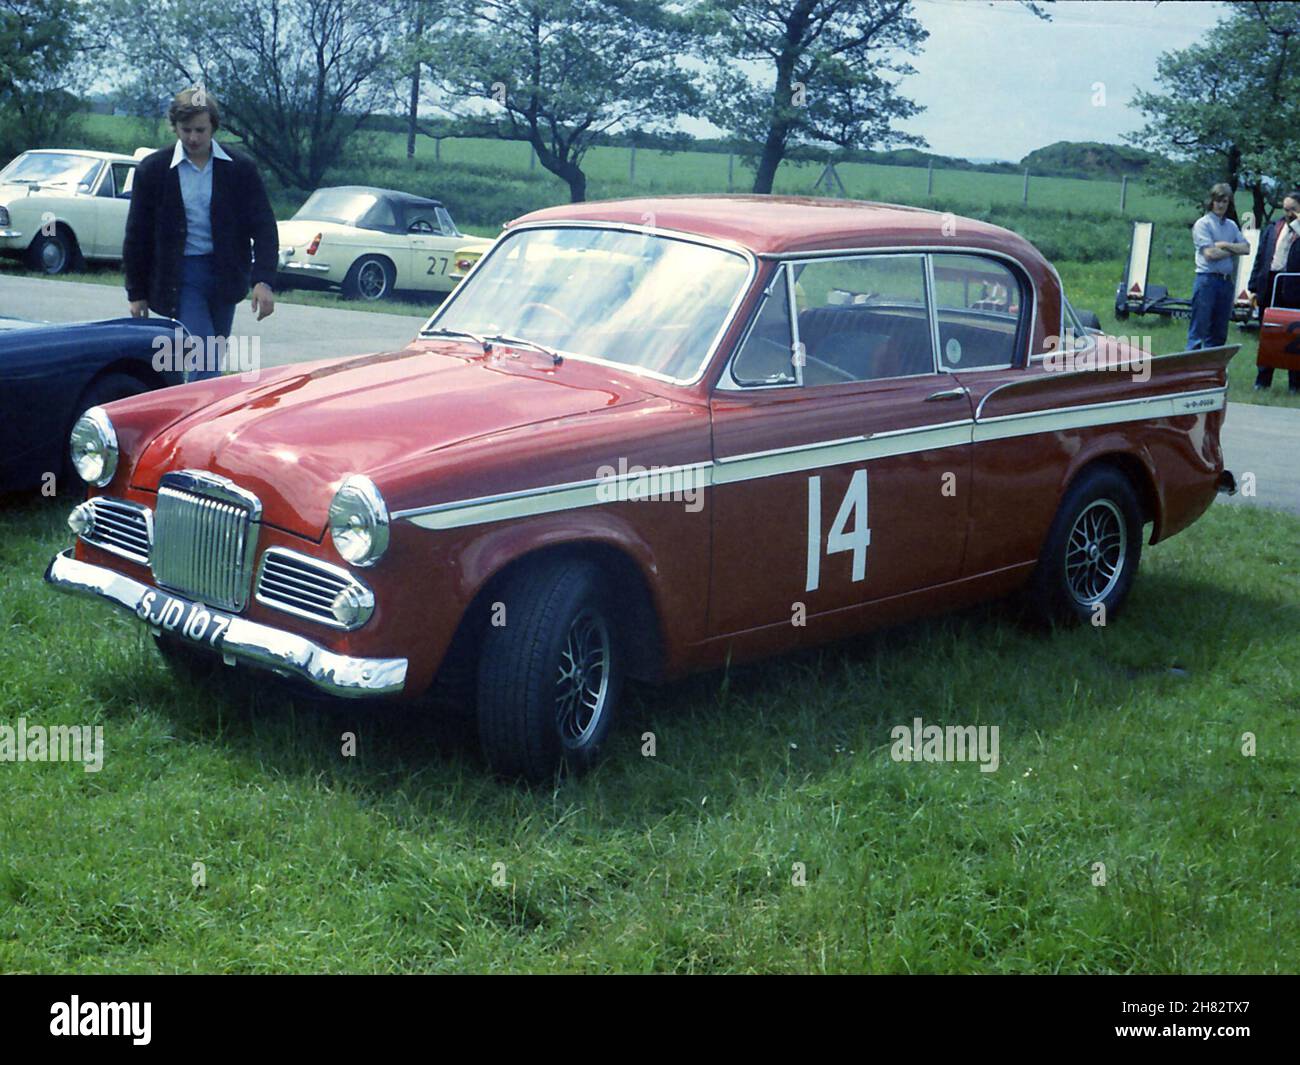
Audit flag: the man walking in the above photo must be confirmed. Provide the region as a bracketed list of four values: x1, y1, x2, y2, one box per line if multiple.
[1247, 190, 1300, 392]
[1187, 183, 1250, 351]
[123, 86, 277, 382]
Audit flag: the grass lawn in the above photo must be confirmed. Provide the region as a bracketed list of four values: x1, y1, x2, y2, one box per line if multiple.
[1, 495, 1295, 973]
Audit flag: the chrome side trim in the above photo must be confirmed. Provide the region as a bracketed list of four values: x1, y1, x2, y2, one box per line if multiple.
[396, 383, 1227, 529]
[974, 347, 1238, 419]
[45, 550, 406, 697]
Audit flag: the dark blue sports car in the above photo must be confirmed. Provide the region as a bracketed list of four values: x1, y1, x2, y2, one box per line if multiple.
[1, 316, 187, 495]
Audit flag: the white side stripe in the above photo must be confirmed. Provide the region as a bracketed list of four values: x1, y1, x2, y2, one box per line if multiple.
[399, 386, 1227, 529]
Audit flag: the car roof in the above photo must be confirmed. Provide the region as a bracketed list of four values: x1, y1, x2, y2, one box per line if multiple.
[318, 185, 444, 209]
[21, 148, 137, 164]
[510, 194, 1045, 264]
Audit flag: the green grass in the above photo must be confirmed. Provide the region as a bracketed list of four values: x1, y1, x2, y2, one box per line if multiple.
[1, 496, 1296, 972]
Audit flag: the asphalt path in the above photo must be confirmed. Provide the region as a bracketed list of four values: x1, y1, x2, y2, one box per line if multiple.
[5, 276, 1298, 515]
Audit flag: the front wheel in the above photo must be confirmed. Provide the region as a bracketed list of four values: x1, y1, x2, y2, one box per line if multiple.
[1027, 465, 1143, 626]
[27, 230, 79, 275]
[476, 559, 623, 783]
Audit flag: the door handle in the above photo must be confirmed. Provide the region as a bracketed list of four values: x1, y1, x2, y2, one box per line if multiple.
[1261, 322, 1284, 329]
[925, 386, 970, 401]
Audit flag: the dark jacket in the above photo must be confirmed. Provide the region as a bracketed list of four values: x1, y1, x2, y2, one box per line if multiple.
[123, 145, 278, 317]
[1248, 216, 1300, 309]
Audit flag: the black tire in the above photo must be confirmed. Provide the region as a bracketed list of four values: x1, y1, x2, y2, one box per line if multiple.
[26, 228, 80, 275]
[60, 373, 150, 495]
[1027, 465, 1144, 626]
[1114, 306, 1129, 321]
[341, 256, 394, 301]
[476, 559, 623, 783]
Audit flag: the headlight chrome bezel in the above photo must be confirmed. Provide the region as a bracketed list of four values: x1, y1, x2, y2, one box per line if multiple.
[69, 406, 119, 487]
[328, 474, 390, 568]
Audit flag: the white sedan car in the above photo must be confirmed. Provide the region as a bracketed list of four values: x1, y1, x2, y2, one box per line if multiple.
[276, 186, 492, 301]
[0, 149, 140, 273]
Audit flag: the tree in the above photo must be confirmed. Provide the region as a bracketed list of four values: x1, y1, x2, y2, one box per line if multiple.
[429, 1, 700, 202]
[1128, 2, 1300, 223]
[0, 0, 91, 162]
[103, 0, 405, 189]
[697, 1, 929, 195]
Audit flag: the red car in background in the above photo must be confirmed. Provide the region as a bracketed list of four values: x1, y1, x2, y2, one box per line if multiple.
[46, 196, 1238, 782]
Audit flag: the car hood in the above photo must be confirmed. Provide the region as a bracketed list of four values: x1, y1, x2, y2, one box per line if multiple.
[131, 341, 642, 537]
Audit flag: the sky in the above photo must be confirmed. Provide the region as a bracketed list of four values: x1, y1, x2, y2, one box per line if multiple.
[895, 0, 1230, 161]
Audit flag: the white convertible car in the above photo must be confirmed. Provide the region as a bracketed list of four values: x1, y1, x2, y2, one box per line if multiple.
[276, 186, 492, 301]
[0, 149, 140, 273]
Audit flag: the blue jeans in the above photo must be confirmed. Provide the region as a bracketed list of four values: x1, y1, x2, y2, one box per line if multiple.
[1186, 272, 1233, 350]
[177, 254, 237, 382]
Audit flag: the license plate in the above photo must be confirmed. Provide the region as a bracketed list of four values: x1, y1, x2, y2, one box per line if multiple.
[135, 589, 232, 648]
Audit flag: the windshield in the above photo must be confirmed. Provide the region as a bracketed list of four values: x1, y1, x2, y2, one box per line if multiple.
[428, 227, 751, 381]
[0, 152, 102, 190]
[292, 188, 378, 226]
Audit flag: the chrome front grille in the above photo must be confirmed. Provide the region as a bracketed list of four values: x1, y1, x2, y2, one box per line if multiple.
[150, 471, 262, 611]
[82, 498, 151, 565]
[255, 549, 374, 630]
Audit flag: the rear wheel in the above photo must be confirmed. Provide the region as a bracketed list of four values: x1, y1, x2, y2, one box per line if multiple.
[476, 559, 622, 783]
[341, 256, 394, 301]
[1027, 465, 1143, 625]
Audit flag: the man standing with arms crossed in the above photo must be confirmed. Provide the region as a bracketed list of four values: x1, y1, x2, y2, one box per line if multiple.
[1187, 183, 1250, 351]
[123, 86, 277, 381]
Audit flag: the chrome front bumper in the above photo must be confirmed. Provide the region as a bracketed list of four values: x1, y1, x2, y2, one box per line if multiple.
[44, 549, 407, 697]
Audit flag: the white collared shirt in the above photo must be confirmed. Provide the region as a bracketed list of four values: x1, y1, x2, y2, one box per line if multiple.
[170, 138, 232, 256]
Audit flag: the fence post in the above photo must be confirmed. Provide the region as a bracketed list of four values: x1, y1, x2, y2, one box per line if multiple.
[1120, 174, 1128, 214]
[728, 152, 734, 192]
[529, 145, 536, 172]
[630, 146, 636, 184]
[435, 137, 441, 163]
[1022, 167, 1029, 205]
[926, 162, 933, 197]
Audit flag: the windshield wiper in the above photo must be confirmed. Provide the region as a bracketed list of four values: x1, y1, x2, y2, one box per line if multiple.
[420, 326, 488, 348]
[482, 333, 563, 365]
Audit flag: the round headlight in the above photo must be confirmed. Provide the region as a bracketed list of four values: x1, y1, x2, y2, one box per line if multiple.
[69, 407, 118, 487]
[329, 475, 389, 567]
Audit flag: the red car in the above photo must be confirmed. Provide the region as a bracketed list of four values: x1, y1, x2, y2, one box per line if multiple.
[46, 196, 1239, 781]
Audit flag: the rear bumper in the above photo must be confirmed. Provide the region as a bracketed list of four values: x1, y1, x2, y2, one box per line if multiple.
[44, 549, 407, 697]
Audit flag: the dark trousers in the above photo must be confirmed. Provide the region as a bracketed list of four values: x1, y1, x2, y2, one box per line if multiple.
[177, 254, 237, 383]
[1187, 272, 1234, 350]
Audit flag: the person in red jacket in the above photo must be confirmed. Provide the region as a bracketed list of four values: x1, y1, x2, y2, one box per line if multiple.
[122, 86, 277, 381]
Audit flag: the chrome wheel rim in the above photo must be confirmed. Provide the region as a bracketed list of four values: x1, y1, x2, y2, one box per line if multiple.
[41, 238, 67, 273]
[1065, 499, 1126, 606]
[358, 261, 387, 299]
[554, 607, 610, 749]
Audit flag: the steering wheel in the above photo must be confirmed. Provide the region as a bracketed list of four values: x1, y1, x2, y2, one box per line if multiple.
[519, 301, 575, 331]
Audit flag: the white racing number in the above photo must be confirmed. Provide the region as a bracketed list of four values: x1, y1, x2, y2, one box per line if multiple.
[805, 469, 871, 593]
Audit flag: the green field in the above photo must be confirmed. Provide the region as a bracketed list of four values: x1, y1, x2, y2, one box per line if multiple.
[1, 495, 1295, 973]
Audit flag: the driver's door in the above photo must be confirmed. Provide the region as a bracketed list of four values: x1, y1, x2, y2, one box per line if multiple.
[708, 255, 974, 636]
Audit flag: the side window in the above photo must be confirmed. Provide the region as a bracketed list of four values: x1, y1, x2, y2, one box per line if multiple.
[114, 164, 135, 199]
[731, 268, 795, 386]
[931, 254, 1025, 370]
[365, 198, 398, 231]
[96, 166, 115, 198]
[789, 254, 935, 384]
[404, 207, 438, 234]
